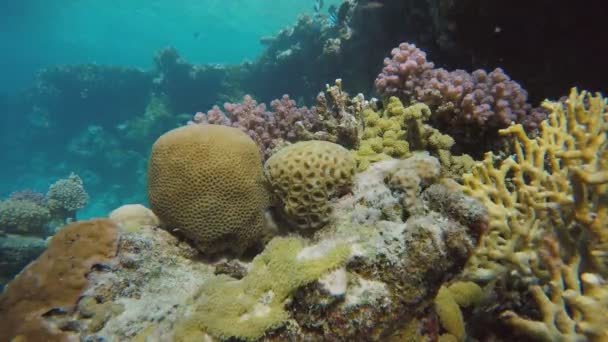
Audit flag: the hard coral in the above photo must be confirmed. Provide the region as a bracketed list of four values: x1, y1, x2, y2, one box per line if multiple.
[461, 89, 608, 341]
[0, 219, 119, 341]
[147, 124, 270, 255]
[355, 96, 474, 179]
[0, 199, 50, 236]
[192, 94, 316, 160]
[173, 237, 350, 341]
[264, 140, 356, 232]
[108, 204, 159, 233]
[375, 43, 544, 152]
[47, 172, 89, 221]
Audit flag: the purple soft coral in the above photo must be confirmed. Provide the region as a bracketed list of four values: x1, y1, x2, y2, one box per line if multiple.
[375, 43, 545, 147]
[192, 95, 317, 160]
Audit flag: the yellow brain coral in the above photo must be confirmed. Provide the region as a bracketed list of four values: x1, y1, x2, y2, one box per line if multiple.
[147, 124, 269, 255]
[264, 140, 356, 231]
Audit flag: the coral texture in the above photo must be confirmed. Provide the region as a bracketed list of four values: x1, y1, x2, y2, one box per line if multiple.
[174, 237, 350, 341]
[354, 96, 474, 179]
[264, 140, 356, 231]
[147, 124, 269, 255]
[192, 94, 316, 160]
[0, 199, 50, 236]
[108, 204, 159, 233]
[191, 80, 363, 160]
[0, 219, 119, 341]
[47, 172, 89, 220]
[375, 43, 545, 149]
[351, 153, 442, 222]
[462, 89, 608, 341]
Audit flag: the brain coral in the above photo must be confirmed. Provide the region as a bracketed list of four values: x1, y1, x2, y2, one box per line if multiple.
[147, 124, 269, 255]
[264, 140, 356, 231]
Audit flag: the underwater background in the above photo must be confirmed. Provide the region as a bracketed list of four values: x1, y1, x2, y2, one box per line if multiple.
[1, 0, 607, 341]
[0, 0, 342, 218]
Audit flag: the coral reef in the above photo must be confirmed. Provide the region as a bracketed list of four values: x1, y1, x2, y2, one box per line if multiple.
[0, 219, 119, 341]
[147, 124, 270, 255]
[264, 140, 356, 232]
[28, 63, 152, 133]
[461, 89, 608, 341]
[375, 43, 545, 153]
[0, 177, 90, 285]
[153, 47, 238, 114]
[0, 148, 487, 341]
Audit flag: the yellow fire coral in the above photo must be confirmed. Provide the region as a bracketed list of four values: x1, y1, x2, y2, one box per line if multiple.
[462, 88, 608, 341]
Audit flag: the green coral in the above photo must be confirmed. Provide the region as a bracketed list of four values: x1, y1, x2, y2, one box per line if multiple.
[175, 237, 350, 341]
[0, 199, 50, 236]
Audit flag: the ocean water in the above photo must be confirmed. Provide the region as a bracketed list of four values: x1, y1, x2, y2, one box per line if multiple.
[0, 0, 341, 219]
[0, 1, 607, 340]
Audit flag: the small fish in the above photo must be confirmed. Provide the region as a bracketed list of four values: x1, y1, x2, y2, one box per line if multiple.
[314, 0, 324, 13]
[360, 1, 384, 10]
[193, 31, 201, 39]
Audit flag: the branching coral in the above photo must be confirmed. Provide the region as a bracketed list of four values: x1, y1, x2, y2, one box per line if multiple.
[355, 96, 474, 179]
[461, 88, 608, 341]
[47, 172, 89, 222]
[375, 43, 545, 151]
[191, 80, 363, 160]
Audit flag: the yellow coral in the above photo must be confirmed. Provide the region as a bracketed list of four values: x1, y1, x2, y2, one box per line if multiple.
[264, 140, 356, 231]
[174, 237, 350, 341]
[147, 124, 269, 255]
[462, 88, 608, 341]
[354, 97, 473, 178]
[434, 281, 483, 342]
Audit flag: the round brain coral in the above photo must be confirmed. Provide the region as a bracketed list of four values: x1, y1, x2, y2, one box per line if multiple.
[264, 140, 356, 232]
[147, 124, 269, 255]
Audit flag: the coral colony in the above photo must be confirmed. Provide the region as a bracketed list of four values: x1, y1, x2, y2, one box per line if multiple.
[1, 2, 606, 342]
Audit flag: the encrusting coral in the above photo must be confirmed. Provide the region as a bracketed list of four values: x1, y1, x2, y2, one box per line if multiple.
[461, 88, 608, 341]
[173, 237, 351, 341]
[264, 140, 356, 231]
[147, 124, 270, 255]
[0, 219, 119, 341]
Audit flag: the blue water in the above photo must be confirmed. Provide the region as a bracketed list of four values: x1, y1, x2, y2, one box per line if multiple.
[0, 0, 341, 219]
